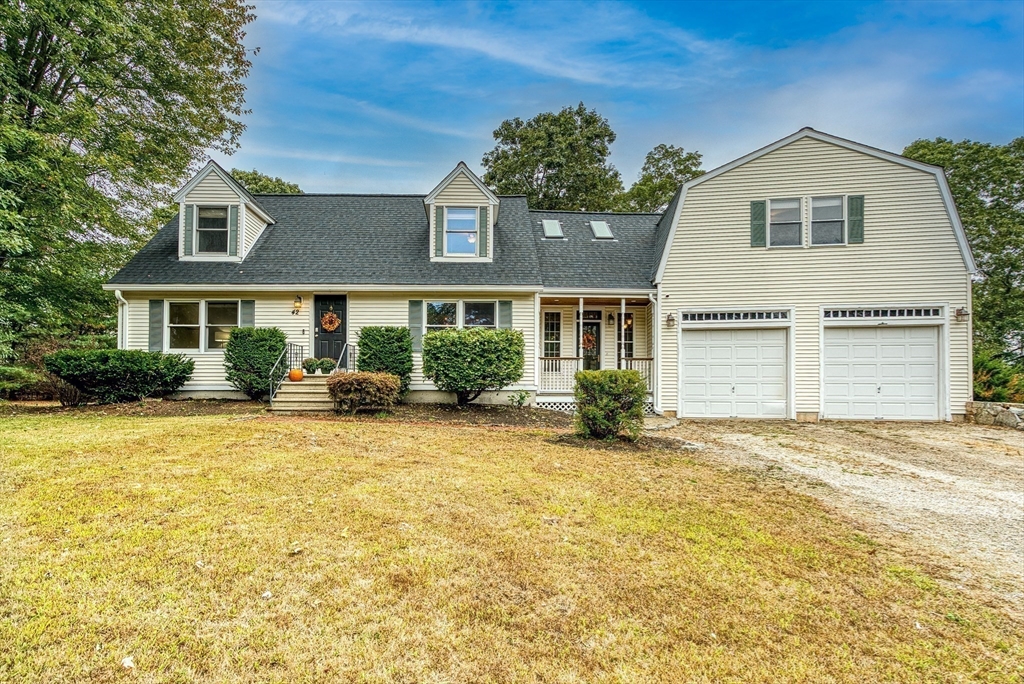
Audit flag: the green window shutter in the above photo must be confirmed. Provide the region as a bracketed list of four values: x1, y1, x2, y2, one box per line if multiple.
[228, 205, 239, 256]
[183, 205, 194, 256]
[409, 300, 424, 352]
[434, 206, 444, 257]
[498, 300, 513, 329]
[148, 300, 164, 351]
[240, 300, 255, 327]
[750, 200, 766, 247]
[848, 195, 864, 244]
[478, 206, 489, 258]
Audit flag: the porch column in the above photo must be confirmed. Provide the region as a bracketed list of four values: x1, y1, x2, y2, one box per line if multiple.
[619, 297, 626, 369]
[577, 297, 583, 360]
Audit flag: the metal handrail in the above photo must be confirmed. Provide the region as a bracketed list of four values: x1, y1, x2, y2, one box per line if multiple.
[268, 342, 303, 406]
[333, 342, 357, 373]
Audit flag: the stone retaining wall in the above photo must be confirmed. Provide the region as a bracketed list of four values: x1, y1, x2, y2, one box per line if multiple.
[966, 401, 1024, 430]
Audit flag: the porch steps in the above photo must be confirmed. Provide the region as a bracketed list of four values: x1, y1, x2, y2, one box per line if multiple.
[270, 375, 335, 413]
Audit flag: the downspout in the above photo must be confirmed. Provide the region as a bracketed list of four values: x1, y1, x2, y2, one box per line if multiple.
[114, 289, 128, 350]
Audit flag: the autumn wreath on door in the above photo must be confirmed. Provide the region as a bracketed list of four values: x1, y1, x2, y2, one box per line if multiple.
[320, 307, 341, 333]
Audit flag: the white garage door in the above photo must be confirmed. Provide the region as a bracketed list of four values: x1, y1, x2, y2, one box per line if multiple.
[823, 326, 939, 420]
[680, 328, 788, 418]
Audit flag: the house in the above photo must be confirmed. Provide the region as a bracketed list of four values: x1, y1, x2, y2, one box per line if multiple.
[105, 128, 975, 420]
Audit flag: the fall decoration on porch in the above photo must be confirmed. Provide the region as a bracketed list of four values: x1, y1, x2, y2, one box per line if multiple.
[582, 331, 597, 351]
[320, 310, 341, 333]
[288, 368, 304, 382]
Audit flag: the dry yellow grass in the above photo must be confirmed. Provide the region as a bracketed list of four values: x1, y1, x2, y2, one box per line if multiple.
[0, 412, 1020, 682]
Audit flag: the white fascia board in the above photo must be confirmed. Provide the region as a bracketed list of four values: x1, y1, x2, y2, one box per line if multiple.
[652, 128, 977, 281]
[423, 162, 500, 205]
[103, 283, 544, 293]
[539, 287, 656, 297]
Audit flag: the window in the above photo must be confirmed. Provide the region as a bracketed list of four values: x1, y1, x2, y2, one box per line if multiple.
[206, 301, 239, 349]
[543, 311, 561, 357]
[197, 207, 229, 254]
[811, 196, 845, 245]
[768, 198, 802, 247]
[542, 219, 563, 238]
[616, 313, 634, 358]
[426, 302, 458, 331]
[589, 220, 613, 239]
[168, 302, 200, 350]
[463, 301, 496, 327]
[445, 207, 478, 255]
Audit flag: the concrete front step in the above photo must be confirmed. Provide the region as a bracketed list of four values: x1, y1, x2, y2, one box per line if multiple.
[270, 399, 336, 412]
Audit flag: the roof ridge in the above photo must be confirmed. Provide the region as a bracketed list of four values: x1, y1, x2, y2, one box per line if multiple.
[253, 193, 428, 197]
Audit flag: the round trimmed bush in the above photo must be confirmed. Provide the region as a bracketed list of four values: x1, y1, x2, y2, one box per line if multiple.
[421, 327, 524, 405]
[44, 349, 194, 404]
[223, 327, 288, 400]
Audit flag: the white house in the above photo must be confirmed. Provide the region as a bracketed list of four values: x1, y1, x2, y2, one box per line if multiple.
[106, 128, 975, 420]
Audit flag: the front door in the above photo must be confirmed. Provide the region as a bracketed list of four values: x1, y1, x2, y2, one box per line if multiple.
[314, 295, 347, 360]
[581, 321, 601, 370]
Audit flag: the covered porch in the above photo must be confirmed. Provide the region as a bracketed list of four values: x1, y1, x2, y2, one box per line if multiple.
[536, 295, 656, 402]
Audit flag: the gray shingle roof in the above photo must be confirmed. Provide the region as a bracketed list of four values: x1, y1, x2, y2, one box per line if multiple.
[110, 194, 662, 290]
[650, 185, 683, 281]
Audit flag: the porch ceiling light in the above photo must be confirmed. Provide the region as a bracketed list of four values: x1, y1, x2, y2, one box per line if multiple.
[292, 295, 303, 315]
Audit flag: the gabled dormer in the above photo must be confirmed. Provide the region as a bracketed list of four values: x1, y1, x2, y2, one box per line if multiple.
[172, 161, 276, 262]
[424, 162, 500, 263]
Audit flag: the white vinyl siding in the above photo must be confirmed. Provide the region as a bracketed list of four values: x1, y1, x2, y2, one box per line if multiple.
[183, 172, 240, 204]
[124, 292, 310, 390]
[243, 206, 268, 256]
[659, 136, 971, 417]
[347, 291, 537, 391]
[429, 170, 494, 262]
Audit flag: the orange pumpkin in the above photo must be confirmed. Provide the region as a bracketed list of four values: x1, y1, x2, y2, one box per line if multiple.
[288, 368, 304, 382]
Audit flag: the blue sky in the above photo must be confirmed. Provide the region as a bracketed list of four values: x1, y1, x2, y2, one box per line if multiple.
[214, 0, 1024, 194]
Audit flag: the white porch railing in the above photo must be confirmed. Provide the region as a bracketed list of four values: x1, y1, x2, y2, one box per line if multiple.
[538, 356, 655, 394]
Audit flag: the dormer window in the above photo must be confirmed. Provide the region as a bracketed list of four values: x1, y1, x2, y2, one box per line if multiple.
[197, 207, 229, 254]
[445, 207, 478, 256]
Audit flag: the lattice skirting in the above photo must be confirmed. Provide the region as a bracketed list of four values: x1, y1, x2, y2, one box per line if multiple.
[536, 400, 655, 416]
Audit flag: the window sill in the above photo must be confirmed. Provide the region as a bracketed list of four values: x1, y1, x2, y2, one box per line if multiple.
[431, 255, 492, 263]
[179, 255, 242, 262]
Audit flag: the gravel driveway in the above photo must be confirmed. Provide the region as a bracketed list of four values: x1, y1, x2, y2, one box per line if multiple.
[662, 420, 1024, 613]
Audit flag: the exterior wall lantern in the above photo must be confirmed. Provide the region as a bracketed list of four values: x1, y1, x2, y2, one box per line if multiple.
[955, 307, 970, 323]
[292, 295, 303, 315]
[666, 312, 676, 327]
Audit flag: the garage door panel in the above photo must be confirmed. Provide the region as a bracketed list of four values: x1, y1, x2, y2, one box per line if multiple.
[680, 328, 789, 418]
[824, 326, 938, 420]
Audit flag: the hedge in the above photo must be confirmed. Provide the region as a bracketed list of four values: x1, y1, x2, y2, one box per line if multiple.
[44, 350, 194, 404]
[224, 327, 288, 400]
[573, 370, 647, 442]
[357, 326, 413, 394]
[326, 371, 401, 414]
[421, 327, 524, 405]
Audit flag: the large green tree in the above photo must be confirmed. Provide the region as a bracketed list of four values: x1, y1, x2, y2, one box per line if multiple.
[615, 144, 704, 212]
[903, 137, 1024, 365]
[230, 168, 302, 194]
[482, 103, 623, 211]
[0, 0, 254, 360]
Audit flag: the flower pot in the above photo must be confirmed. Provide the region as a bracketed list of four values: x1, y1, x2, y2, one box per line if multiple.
[288, 368, 304, 382]
[315, 369, 323, 375]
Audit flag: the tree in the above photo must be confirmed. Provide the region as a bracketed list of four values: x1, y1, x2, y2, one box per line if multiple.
[482, 103, 623, 211]
[0, 0, 254, 360]
[230, 168, 302, 194]
[615, 144, 704, 212]
[903, 138, 1024, 365]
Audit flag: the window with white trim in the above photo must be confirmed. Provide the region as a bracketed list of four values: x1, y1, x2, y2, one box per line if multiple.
[445, 208, 478, 255]
[426, 302, 458, 331]
[811, 196, 844, 245]
[768, 198, 802, 247]
[168, 302, 200, 350]
[543, 311, 561, 357]
[463, 301, 496, 327]
[205, 301, 239, 349]
[197, 207, 229, 254]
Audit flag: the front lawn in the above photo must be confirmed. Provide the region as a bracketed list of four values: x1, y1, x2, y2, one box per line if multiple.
[0, 413, 1019, 682]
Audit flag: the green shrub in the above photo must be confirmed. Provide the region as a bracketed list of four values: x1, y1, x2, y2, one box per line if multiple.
[44, 350, 194, 404]
[326, 371, 401, 414]
[422, 328, 524, 405]
[302, 357, 319, 374]
[319, 358, 337, 374]
[357, 327, 413, 394]
[0, 366, 42, 399]
[974, 347, 1024, 403]
[573, 370, 647, 442]
[223, 327, 288, 400]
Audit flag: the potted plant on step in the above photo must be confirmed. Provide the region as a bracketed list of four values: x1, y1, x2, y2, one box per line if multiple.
[319, 358, 337, 375]
[302, 358, 319, 375]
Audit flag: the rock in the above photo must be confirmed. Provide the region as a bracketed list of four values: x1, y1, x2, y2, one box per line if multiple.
[994, 410, 1021, 429]
[975, 410, 995, 426]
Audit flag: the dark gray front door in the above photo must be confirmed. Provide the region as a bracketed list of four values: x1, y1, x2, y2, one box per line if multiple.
[314, 295, 346, 359]
[581, 321, 601, 370]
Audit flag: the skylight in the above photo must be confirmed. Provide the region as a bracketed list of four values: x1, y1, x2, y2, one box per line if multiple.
[589, 220, 613, 239]
[542, 219, 563, 238]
